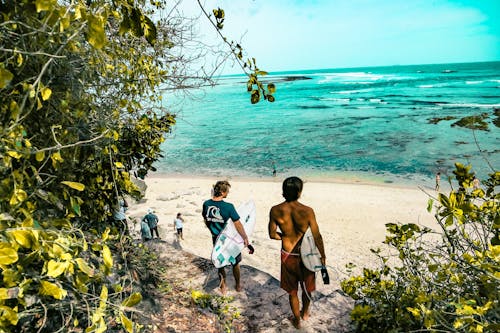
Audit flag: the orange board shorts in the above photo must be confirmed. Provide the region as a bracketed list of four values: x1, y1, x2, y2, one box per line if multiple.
[280, 249, 316, 295]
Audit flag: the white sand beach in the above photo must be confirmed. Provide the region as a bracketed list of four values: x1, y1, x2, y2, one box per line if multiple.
[128, 174, 439, 286]
[128, 174, 440, 331]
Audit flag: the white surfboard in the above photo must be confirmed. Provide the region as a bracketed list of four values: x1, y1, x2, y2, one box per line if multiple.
[301, 228, 323, 272]
[211, 200, 256, 268]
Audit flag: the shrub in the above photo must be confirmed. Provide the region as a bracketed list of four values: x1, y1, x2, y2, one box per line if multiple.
[342, 163, 499, 332]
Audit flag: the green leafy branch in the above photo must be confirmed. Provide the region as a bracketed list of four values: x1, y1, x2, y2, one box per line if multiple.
[197, 1, 276, 104]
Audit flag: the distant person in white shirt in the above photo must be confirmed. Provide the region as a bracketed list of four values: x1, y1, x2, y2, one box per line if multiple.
[173, 212, 184, 240]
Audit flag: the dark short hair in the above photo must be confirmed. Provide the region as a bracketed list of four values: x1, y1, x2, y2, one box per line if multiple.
[282, 177, 303, 202]
[213, 180, 231, 197]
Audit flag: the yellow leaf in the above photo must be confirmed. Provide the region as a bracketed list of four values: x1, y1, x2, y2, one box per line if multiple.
[35, 0, 56, 12]
[114, 161, 124, 168]
[75, 258, 94, 277]
[39, 280, 67, 300]
[87, 15, 107, 49]
[0, 305, 18, 325]
[16, 53, 23, 67]
[9, 189, 27, 206]
[100, 285, 108, 306]
[35, 151, 45, 162]
[9, 230, 33, 248]
[7, 151, 22, 159]
[0, 243, 18, 265]
[41, 87, 52, 101]
[47, 259, 68, 278]
[102, 227, 110, 242]
[0, 68, 14, 88]
[61, 181, 85, 191]
[102, 245, 113, 269]
[121, 292, 142, 307]
[36, 97, 42, 110]
[120, 313, 133, 333]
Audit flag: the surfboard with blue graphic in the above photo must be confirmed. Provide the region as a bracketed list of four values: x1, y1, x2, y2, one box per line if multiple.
[211, 200, 256, 268]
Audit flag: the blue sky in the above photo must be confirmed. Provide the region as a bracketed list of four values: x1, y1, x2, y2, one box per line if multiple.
[180, 0, 500, 72]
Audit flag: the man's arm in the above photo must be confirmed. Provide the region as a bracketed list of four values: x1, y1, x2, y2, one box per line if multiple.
[308, 209, 326, 266]
[233, 220, 249, 246]
[268, 209, 282, 240]
[201, 204, 209, 228]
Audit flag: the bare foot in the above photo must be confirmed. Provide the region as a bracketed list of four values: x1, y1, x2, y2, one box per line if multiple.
[235, 284, 242, 292]
[301, 309, 310, 321]
[219, 281, 227, 295]
[288, 316, 301, 329]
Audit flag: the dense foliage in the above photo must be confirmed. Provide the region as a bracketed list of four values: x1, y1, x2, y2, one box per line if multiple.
[342, 163, 499, 332]
[0, 0, 273, 332]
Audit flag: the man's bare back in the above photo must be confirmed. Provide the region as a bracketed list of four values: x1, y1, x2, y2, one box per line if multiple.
[269, 201, 319, 253]
[268, 176, 327, 329]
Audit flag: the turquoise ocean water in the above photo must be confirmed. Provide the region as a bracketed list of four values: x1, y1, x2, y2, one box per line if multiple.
[158, 61, 500, 186]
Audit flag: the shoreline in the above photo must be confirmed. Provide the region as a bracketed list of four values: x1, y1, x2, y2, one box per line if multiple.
[147, 170, 438, 191]
[127, 173, 440, 293]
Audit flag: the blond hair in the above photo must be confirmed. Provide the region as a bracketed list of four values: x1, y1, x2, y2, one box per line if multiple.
[213, 180, 231, 197]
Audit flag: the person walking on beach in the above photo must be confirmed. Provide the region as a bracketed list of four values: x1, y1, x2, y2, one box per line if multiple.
[113, 196, 129, 232]
[143, 208, 160, 239]
[435, 172, 441, 191]
[268, 176, 326, 329]
[202, 180, 249, 293]
[173, 212, 185, 240]
[140, 218, 152, 242]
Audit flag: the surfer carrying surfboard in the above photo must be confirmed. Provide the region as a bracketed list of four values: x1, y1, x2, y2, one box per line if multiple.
[202, 180, 249, 294]
[268, 176, 326, 329]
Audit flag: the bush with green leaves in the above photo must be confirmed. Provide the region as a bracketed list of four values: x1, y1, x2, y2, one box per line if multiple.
[342, 163, 499, 332]
[1, 1, 274, 331]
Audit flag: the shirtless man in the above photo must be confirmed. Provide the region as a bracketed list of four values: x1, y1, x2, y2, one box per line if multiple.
[268, 176, 326, 329]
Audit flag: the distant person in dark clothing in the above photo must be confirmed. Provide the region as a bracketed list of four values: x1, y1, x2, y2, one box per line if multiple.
[143, 208, 160, 239]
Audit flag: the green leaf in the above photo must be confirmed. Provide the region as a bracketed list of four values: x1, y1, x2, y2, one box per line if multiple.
[121, 292, 142, 307]
[0, 68, 14, 88]
[427, 198, 433, 212]
[142, 15, 157, 46]
[267, 83, 276, 94]
[39, 280, 67, 300]
[61, 181, 85, 191]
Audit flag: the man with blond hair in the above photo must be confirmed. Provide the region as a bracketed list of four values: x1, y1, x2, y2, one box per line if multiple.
[202, 180, 249, 293]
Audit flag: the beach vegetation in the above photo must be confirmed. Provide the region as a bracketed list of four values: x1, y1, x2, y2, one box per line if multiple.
[342, 162, 499, 332]
[0, 0, 271, 331]
[191, 290, 240, 332]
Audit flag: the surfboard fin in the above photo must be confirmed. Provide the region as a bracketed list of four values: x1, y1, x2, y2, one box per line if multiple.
[247, 244, 255, 254]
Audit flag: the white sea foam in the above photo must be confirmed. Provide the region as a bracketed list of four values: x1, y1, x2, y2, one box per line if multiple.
[466, 81, 483, 84]
[320, 98, 350, 103]
[438, 103, 500, 108]
[335, 89, 368, 94]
